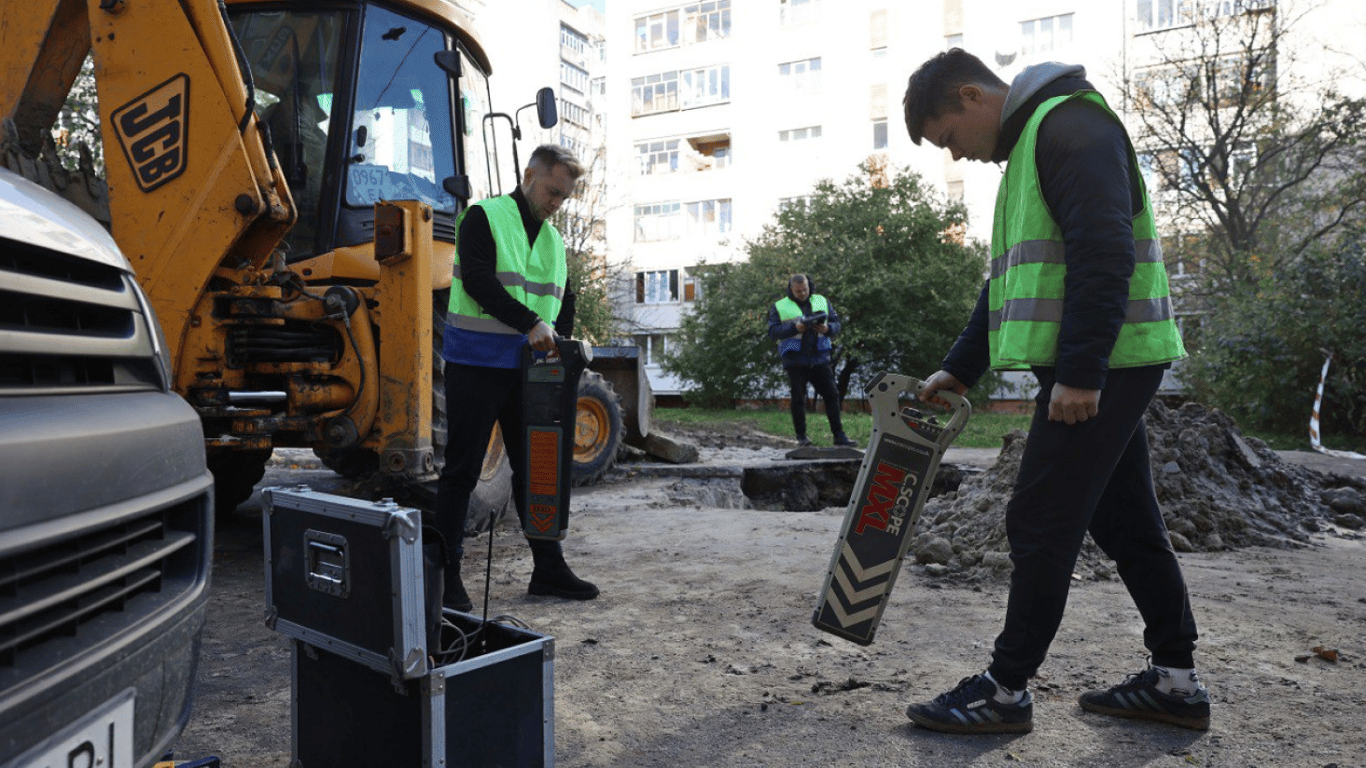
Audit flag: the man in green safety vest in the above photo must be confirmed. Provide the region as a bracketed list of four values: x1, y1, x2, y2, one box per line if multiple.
[766, 274, 857, 448]
[898, 50, 1207, 735]
[434, 144, 598, 611]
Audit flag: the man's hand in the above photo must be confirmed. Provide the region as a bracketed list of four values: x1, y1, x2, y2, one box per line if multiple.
[793, 320, 807, 334]
[1048, 382, 1100, 424]
[919, 370, 967, 410]
[527, 319, 557, 352]
[813, 321, 829, 336]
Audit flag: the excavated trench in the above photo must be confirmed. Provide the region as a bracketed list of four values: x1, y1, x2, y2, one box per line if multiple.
[655, 459, 980, 512]
[647, 399, 1366, 583]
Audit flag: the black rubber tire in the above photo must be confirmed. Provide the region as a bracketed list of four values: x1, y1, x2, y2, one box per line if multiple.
[465, 424, 514, 534]
[313, 294, 514, 535]
[571, 370, 624, 487]
[208, 448, 272, 519]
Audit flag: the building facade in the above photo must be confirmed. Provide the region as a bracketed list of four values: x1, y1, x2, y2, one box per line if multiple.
[603, 0, 942, 395]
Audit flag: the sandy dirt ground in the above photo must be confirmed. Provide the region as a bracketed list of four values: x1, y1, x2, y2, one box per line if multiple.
[170, 434, 1366, 768]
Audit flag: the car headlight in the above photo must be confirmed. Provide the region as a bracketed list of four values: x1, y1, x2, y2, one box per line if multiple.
[130, 279, 175, 393]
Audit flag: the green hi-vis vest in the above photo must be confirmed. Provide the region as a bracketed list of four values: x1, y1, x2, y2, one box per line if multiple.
[447, 195, 566, 333]
[988, 91, 1186, 371]
[774, 294, 831, 356]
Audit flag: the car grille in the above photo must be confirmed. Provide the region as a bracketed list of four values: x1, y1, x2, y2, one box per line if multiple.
[0, 240, 162, 394]
[0, 497, 206, 674]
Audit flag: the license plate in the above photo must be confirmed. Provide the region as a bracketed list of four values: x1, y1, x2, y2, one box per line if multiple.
[14, 689, 135, 768]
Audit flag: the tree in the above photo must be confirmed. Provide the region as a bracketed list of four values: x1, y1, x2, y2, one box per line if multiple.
[1181, 238, 1366, 438]
[551, 145, 628, 344]
[53, 55, 104, 175]
[1122, 0, 1366, 288]
[663, 158, 991, 406]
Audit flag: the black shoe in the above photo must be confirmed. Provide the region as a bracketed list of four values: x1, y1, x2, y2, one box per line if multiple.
[833, 433, 857, 447]
[444, 568, 473, 612]
[1078, 667, 1210, 730]
[796, 436, 813, 447]
[906, 674, 1034, 734]
[528, 560, 599, 601]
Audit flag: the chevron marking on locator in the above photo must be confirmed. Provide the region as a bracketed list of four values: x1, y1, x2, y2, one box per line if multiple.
[823, 585, 881, 627]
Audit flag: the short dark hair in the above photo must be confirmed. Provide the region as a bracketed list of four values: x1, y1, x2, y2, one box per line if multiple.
[902, 48, 1008, 145]
[528, 144, 585, 180]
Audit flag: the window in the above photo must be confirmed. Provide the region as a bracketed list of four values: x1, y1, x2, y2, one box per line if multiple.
[871, 46, 888, 61]
[632, 71, 679, 116]
[779, 57, 822, 93]
[1137, 0, 1274, 32]
[632, 332, 674, 363]
[681, 64, 730, 109]
[870, 83, 887, 119]
[779, 125, 822, 142]
[684, 272, 700, 302]
[634, 202, 682, 241]
[635, 10, 680, 52]
[686, 199, 732, 236]
[561, 61, 589, 94]
[636, 139, 681, 175]
[947, 180, 964, 202]
[592, 77, 606, 97]
[561, 24, 588, 58]
[636, 270, 679, 303]
[1021, 14, 1073, 55]
[779, 195, 812, 212]
[873, 120, 888, 150]
[685, 1, 731, 44]
[1208, 52, 1275, 107]
[946, 33, 963, 49]
[560, 98, 589, 128]
[691, 136, 731, 170]
[870, 9, 888, 48]
[780, 0, 819, 26]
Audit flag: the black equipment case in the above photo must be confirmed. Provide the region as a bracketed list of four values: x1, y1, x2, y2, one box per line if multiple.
[262, 487, 433, 679]
[263, 488, 556, 766]
[291, 610, 554, 768]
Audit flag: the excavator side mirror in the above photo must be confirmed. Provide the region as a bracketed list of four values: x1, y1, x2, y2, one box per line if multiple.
[443, 175, 472, 201]
[434, 50, 461, 78]
[535, 87, 557, 129]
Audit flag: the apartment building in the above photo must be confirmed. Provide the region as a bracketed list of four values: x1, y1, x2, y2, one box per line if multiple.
[475, 0, 606, 186]
[603, 0, 942, 395]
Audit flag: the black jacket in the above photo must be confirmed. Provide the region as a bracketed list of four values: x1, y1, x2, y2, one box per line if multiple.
[942, 64, 1147, 391]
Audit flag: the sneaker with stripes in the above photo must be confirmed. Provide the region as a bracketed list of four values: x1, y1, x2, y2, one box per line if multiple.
[905, 674, 1034, 734]
[1078, 667, 1211, 730]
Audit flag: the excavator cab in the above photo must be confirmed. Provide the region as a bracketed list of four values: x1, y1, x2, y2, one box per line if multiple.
[227, 1, 498, 261]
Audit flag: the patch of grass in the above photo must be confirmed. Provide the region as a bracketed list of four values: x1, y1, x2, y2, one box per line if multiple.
[655, 406, 1032, 449]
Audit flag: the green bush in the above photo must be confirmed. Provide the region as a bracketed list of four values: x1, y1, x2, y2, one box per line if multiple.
[1182, 245, 1366, 441]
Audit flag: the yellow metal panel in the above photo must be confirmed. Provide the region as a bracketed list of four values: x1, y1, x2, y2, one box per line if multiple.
[88, 0, 288, 360]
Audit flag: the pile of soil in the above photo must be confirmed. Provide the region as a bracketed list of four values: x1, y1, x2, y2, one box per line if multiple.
[912, 400, 1366, 580]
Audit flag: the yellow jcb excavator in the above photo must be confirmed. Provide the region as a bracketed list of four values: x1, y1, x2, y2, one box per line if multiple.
[1, 0, 648, 526]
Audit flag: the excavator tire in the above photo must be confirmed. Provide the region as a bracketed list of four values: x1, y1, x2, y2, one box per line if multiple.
[312, 296, 515, 536]
[209, 448, 272, 519]
[571, 370, 624, 487]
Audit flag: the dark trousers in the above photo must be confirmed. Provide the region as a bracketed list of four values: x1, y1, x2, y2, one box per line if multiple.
[785, 363, 845, 438]
[986, 365, 1198, 691]
[433, 362, 560, 563]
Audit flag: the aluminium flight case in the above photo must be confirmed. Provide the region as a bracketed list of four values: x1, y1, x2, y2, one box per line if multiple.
[262, 486, 437, 679]
[291, 609, 555, 768]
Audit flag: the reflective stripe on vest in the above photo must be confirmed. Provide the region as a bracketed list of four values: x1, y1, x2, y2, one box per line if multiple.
[988, 90, 1186, 370]
[774, 294, 830, 356]
[446, 195, 566, 334]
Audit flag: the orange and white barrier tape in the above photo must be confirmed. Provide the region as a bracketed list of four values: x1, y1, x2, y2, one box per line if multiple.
[1310, 354, 1365, 459]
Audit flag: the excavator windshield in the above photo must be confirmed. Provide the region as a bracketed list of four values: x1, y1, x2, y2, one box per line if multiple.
[230, 2, 490, 260]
